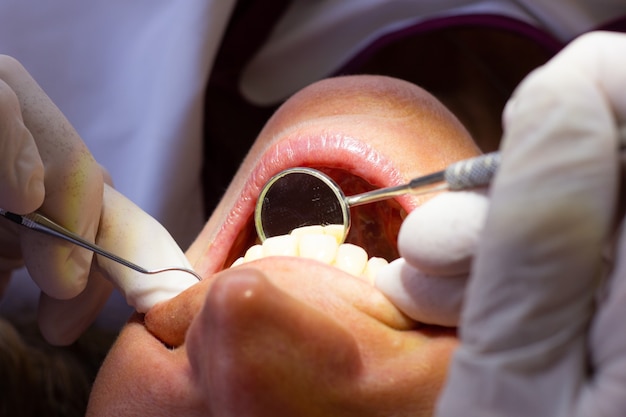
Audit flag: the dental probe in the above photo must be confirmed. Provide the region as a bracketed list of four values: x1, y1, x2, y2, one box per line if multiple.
[346, 151, 500, 207]
[255, 151, 498, 242]
[346, 129, 626, 207]
[0, 209, 202, 281]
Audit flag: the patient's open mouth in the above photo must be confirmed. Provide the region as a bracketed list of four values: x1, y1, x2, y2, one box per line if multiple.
[224, 167, 406, 281]
[215, 135, 414, 281]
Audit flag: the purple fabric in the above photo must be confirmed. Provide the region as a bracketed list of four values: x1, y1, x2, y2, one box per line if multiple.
[340, 14, 564, 75]
[596, 15, 626, 33]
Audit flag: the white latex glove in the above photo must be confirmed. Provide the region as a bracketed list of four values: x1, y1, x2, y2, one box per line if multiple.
[0, 56, 198, 345]
[95, 184, 200, 315]
[0, 56, 109, 345]
[436, 30, 626, 416]
[381, 31, 626, 415]
[0, 80, 44, 214]
[375, 189, 488, 326]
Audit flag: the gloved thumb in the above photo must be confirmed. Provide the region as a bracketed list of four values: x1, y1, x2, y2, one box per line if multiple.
[0, 79, 44, 213]
[375, 190, 489, 325]
[95, 185, 199, 313]
[397, 190, 489, 276]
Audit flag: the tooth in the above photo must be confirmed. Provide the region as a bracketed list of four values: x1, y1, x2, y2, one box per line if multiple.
[263, 235, 298, 257]
[362, 257, 389, 285]
[231, 257, 244, 267]
[290, 225, 325, 238]
[230, 244, 263, 267]
[298, 233, 338, 264]
[333, 243, 367, 276]
[232, 225, 386, 282]
[244, 244, 264, 262]
[323, 224, 346, 245]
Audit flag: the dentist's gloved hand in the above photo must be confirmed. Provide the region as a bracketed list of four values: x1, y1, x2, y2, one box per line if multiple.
[0, 82, 44, 214]
[0, 56, 198, 345]
[374, 189, 488, 326]
[0, 55, 110, 345]
[379, 31, 626, 416]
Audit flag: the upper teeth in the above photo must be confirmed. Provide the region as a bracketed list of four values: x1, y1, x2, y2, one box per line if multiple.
[230, 225, 388, 284]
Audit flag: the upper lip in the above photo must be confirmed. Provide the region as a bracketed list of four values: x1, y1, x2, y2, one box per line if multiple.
[199, 131, 415, 276]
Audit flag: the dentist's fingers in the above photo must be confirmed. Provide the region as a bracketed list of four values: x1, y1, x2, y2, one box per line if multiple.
[397, 191, 489, 277]
[567, 32, 626, 416]
[581, 224, 626, 415]
[33, 169, 116, 345]
[375, 259, 466, 327]
[375, 190, 488, 325]
[437, 31, 622, 417]
[0, 79, 44, 214]
[0, 55, 103, 299]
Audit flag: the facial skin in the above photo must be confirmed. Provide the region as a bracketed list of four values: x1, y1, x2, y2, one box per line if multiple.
[87, 75, 481, 416]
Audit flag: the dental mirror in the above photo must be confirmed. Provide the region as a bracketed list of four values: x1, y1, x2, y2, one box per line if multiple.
[255, 152, 503, 243]
[254, 167, 350, 242]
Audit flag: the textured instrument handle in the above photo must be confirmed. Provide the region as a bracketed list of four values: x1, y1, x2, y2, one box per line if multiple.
[444, 152, 501, 190]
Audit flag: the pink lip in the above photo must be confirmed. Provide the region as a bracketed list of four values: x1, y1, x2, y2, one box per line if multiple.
[199, 132, 416, 277]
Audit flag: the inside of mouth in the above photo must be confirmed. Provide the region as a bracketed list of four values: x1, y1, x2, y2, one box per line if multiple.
[224, 167, 404, 268]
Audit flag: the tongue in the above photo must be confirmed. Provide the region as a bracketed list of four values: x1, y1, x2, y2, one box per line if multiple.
[319, 167, 401, 260]
[348, 200, 402, 261]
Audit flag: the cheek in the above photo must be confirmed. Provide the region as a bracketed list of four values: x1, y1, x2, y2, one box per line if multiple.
[87, 321, 206, 417]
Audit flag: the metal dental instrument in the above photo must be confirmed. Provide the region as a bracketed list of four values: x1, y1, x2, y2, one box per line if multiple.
[255, 152, 501, 242]
[0, 209, 202, 281]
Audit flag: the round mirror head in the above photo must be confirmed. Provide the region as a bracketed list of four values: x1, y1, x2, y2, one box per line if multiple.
[255, 167, 350, 242]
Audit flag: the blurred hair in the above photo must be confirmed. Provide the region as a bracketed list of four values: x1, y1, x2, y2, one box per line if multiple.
[0, 317, 115, 417]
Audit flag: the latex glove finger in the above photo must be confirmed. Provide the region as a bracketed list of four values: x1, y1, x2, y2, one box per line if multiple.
[35, 170, 116, 345]
[95, 184, 199, 313]
[0, 79, 44, 213]
[0, 56, 103, 299]
[375, 190, 489, 325]
[375, 259, 466, 326]
[35, 183, 197, 345]
[584, 223, 626, 415]
[437, 31, 626, 417]
[396, 190, 489, 276]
